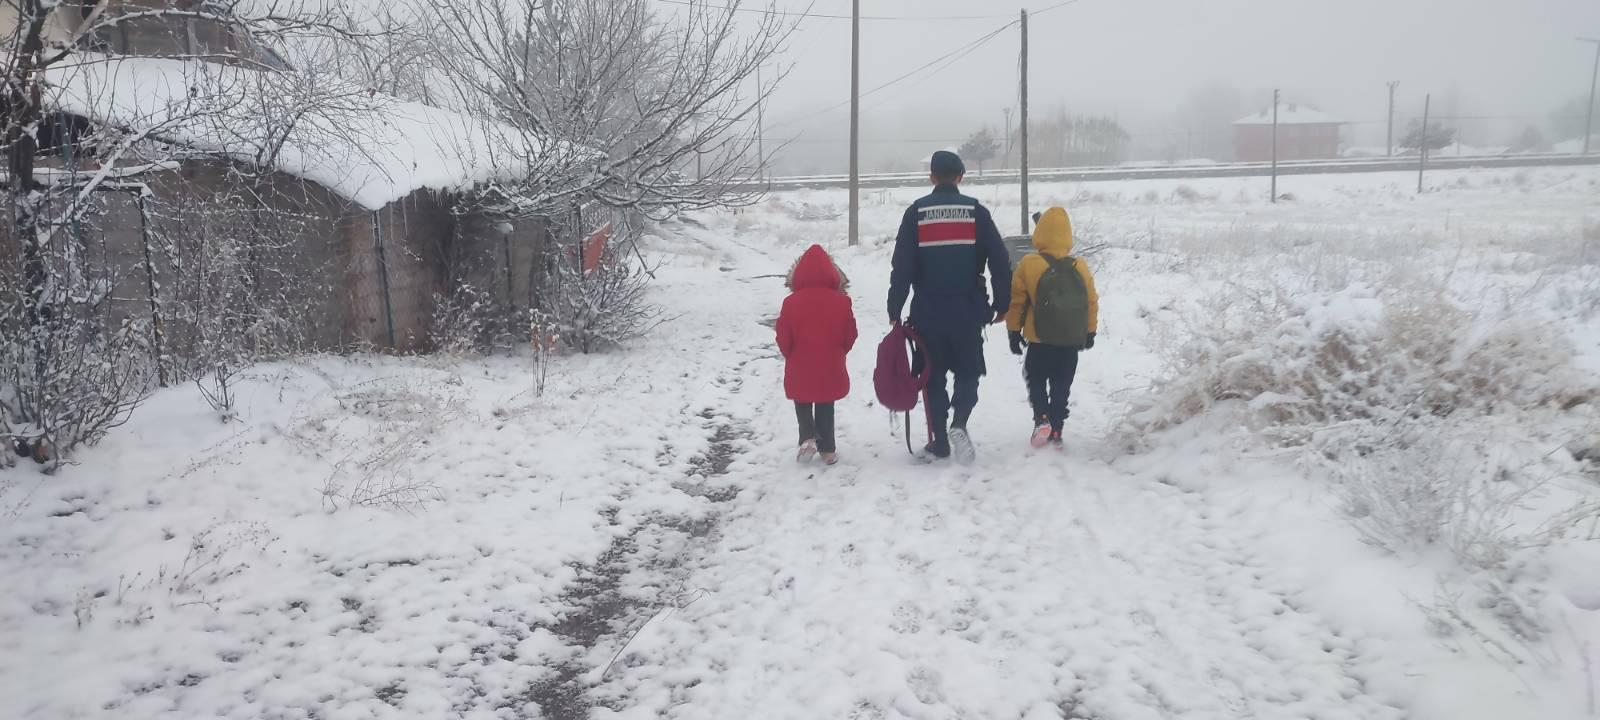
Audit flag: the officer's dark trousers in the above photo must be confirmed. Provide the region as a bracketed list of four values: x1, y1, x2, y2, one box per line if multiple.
[919, 327, 985, 448]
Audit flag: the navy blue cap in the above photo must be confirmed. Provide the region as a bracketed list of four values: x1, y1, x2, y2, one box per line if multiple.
[930, 150, 965, 177]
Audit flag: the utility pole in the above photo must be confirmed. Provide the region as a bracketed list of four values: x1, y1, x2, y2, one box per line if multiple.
[1270, 88, 1279, 203]
[1019, 9, 1030, 235]
[756, 65, 765, 181]
[847, 0, 860, 245]
[1386, 81, 1398, 157]
[1581, 37, 1600, 155]
[1418, 93, 1431, 194]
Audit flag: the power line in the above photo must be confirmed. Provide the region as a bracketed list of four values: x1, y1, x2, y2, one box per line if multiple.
[1029, 0, 1083, 17]
[652, 0, 1003, 21]
[768, 18, 1018, 133]
[652, 0, 1080, 23]
[756, 0, 1085, 148]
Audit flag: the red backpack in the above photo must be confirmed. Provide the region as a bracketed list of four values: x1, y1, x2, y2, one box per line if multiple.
[873, 323, 930, 452]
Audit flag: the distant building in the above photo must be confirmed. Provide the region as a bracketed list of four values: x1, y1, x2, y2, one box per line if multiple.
[1233, 105, 1344, 162]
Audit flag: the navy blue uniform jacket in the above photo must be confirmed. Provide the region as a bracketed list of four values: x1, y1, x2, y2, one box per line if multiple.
[887, 185, 1012, 333]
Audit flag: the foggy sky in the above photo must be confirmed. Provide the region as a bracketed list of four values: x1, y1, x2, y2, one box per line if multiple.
[744, 0, 1600, 173]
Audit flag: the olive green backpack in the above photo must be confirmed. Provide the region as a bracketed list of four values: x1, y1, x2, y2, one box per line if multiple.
[1028, 255, 1089, 347]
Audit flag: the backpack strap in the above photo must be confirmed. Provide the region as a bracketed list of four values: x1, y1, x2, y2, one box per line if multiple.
[896, 324, 930, 457]
[1040, 254, 1075, 271]
[903, 325, 929, 389]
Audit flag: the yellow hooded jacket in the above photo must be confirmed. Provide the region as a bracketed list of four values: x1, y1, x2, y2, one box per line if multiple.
[1006, 207, 1099, 344]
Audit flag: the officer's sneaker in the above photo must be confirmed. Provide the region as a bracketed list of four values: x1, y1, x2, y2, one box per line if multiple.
[950, 427, 976, 466]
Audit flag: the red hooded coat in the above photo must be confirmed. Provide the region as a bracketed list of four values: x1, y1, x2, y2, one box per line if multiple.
[777, 245, 858, 403]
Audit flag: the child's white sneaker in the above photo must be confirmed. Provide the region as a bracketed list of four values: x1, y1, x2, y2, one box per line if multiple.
[821, 452, 839, 466]
[797, 440, 818, 463]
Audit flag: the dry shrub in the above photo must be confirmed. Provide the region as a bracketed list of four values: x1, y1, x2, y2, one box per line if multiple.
[546, 241, 668, 354]
[1171, 184, 1204, 203]
[287, 375, 461, 512]
[1119, 282, 1592, 447]
[1113, 205, 1600, 663]
[1121, 276, 1600, 653]
[1322, 417, 1600, 569]
[429, 284, 522, 357]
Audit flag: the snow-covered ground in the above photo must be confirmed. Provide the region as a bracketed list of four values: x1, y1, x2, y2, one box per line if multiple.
[3, 166, 1598, 719]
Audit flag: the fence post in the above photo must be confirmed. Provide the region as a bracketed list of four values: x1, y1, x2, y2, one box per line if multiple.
[137, 193, 168, 386]
[371, 210, 396, 350]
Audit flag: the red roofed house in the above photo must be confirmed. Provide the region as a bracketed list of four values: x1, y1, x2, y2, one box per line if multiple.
[1233, 105, 1344, 162]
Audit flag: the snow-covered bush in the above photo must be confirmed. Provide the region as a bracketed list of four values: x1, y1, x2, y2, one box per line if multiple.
[1321, 417, 1599, 568]
[548, 254, 665, 354]
[147, 189, 329, 420]
[544, 226, 667, 354]
[0, 243, 155, 469]
[1122, 271, 1600, 653]
[0, 319, 153, 470]
[1121, 280, 1597, 568]
[429, 284, 510, 357]
[1120, 283, 1592, 446]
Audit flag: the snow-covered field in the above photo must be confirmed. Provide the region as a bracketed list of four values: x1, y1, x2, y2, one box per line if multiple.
[3, 166, 1598, 719]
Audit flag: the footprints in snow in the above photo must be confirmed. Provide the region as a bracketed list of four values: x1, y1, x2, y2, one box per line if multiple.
[505, 345, 770, 717]
[890, 603, 922, 635]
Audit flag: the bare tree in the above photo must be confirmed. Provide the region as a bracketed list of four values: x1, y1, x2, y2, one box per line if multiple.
[1030, 112, 1130, 167]
[384, 0, 796, 354]
[299, 6, 440, 105]
[416, 0, 795, 219]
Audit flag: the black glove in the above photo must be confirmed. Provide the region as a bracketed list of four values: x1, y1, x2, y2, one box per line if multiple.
[1008, 331, 1026, 356]
[1083, 332, 1096, 351]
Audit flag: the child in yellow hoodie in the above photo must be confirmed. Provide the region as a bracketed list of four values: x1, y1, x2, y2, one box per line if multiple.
[1006, 207, 1099, 449]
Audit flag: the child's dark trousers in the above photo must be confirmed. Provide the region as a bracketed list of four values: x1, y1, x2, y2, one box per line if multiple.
[794, 402, 836, 453]
[1024, 344, 1079, 433]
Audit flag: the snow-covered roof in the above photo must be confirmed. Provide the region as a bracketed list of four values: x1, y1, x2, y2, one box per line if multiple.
[40, 54, 546, 211]
[1232, 105, 1345, 126]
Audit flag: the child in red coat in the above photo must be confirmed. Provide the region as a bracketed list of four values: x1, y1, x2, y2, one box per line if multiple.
[776, 244, 858, 465]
